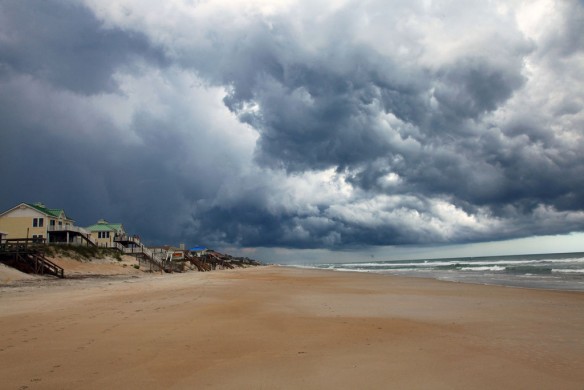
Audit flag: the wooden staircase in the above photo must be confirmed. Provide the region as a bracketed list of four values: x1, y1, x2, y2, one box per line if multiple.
[185, 253, 212, 272]
[206, 252, 234, 269]
[0, 241, 64, 278]
[26, 252, 64, 278]
[113, 240, 164, 272]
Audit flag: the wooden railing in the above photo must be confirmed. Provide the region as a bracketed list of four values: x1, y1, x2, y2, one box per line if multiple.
[185, 253, 211, 272]
[113, 242, 165, 272]
[29, 252, 64, 278]
[0, 243, 64, 278]
[47, 225, 97, 246]
[47, 225, 90, 234]
[1, 238, 46, 252]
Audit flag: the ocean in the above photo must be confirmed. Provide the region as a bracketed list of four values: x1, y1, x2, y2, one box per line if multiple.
[311, 252, 584, 291]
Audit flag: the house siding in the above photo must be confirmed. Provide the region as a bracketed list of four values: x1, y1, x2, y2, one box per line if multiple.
[86, 221, 125, 248]
[0, 208, 48, 239]
[0, 204, 73, 240]
[90, 232, 114, 247]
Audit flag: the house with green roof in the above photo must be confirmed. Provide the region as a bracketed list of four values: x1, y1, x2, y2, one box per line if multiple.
[0, 202, 93, 245]
[85, 219, 126, 247]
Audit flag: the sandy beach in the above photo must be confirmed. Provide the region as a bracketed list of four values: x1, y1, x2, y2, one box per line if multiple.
[1, 265, 583, 389]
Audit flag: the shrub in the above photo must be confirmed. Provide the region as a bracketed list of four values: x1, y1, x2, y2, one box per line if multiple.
[46, 244, 124, 262]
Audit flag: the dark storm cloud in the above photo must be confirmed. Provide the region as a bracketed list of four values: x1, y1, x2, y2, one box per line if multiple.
[219, 40, 430, 172]
[1, 0, 583, 250]
[432, 56, 527, 122]
[0, 0, 166, 94]
[0, 1, 197, 244]
[177, 0, 584, 247]
[0, 104, 192, 244]
[203, 19, 535, 208]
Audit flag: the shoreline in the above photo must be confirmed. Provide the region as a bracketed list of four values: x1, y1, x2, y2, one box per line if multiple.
[298, 251, 584, 293]
[286, 264, 584, 292]
[1, 266, 583, 389]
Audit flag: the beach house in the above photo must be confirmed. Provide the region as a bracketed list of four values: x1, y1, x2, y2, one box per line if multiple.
[189, 246, 208, 257]
[85, 219, 126, 247]
[0, 202, 95, 245]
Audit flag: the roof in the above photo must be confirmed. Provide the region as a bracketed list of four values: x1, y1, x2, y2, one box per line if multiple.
[0, 202, 74, 221]
[0, 202, 73, 221]
[26, 203, 72, 219]
[190, 246, 207, 251]
[85, 220, 123, 233]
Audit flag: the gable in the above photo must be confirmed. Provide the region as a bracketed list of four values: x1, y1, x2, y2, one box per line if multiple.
[86, 224, 116, 232]
[85, 222, 124, 233]
[0, 203, 75, 222]
[0, 203, 47, 219]
[47, 208, 68, 220]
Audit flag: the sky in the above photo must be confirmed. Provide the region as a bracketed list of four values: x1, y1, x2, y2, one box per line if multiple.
[1, 0, 583, 264]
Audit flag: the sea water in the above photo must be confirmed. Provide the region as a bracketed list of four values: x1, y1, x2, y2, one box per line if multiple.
[311, 252, 584, 291]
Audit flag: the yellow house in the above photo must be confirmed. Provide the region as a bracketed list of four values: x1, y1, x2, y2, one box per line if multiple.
[0, 202, 95, 245]
[0, 202, 74, 241]
[85, 219, 126, 247]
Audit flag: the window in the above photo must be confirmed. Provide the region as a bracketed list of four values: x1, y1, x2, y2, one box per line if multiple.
[39, 218, 43, 227]
[32, 218, 44, 227]
[50, 220, 55, 226]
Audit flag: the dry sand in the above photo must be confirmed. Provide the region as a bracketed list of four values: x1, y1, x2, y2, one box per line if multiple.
[1, 266, 583, 389]
[0, 254, 144, 286]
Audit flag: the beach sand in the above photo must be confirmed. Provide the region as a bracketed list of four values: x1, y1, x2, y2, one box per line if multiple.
[1, 266, 583, 389]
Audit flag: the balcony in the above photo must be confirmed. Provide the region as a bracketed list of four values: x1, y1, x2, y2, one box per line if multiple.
[47, 225, 96, 246]
[48, 225, 91, 235]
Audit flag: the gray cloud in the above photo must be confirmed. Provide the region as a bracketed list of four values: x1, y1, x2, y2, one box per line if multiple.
[0, 0, 166, 94]
[1, 0, 583, 252]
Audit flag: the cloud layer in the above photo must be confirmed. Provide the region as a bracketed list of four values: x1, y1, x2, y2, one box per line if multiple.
[1, 0, 583, 250]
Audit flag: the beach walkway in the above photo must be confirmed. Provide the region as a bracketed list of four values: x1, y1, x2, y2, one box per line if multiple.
[0, 239, 64, 278]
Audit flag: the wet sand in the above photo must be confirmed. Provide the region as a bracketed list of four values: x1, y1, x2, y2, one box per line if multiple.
[1, 266, 583, 389]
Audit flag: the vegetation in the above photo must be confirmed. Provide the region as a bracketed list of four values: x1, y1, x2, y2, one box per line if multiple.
[44, 245, 123, 262]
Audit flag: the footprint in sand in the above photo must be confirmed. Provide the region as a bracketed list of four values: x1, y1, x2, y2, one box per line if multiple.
[49, 364, 62, 373]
